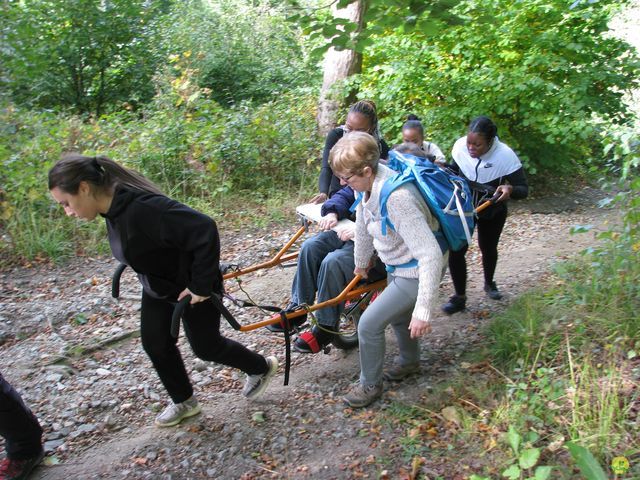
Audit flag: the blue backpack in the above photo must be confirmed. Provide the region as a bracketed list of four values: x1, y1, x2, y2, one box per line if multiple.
[379, 151, 475, 253]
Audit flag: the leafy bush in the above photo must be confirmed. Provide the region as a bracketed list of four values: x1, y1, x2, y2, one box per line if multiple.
[156, 0, 317, 106]
[0, 84, 321, 263]
[350, 0, 640, 176]
[1, 0, 167, 115]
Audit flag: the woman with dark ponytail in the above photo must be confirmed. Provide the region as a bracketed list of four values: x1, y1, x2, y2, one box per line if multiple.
[441, 116, 528, 314]
[49, 154, 278, 427]
[311, 100, 390, 204]
[401, 114, 446, 165]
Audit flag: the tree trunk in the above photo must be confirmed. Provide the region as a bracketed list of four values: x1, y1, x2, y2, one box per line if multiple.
[316, 0, 366, 137]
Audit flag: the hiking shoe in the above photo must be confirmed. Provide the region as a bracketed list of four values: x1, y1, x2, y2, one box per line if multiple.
[154, 396, 201, 427]
[383, 362, 421, 382]
[0, 450, 44, 480]
[243, 356, 278, 400]
[484, 282, 503, 300]
[266, 303, 307, 333]
[343, 383, 383, 408]
[442, 294, 466, 314]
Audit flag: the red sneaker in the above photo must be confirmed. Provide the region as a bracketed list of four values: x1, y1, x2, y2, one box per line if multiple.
[0, 451, 44, 480]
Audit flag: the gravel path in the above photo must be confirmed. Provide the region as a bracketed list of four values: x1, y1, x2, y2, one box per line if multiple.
[0, 187, 617, 479]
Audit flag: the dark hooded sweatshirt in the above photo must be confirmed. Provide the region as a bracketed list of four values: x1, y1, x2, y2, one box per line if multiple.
[102, 186, 222, 300]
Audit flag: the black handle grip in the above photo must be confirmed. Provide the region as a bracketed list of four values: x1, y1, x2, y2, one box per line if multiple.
[171, 295, 191, 338]
[111, 263, 128, 298]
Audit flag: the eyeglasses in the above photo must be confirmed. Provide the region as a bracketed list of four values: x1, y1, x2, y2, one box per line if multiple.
[337, 172, 356, 182]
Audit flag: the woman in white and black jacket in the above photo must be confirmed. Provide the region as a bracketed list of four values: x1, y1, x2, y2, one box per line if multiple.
[442, 116, 528, 314]
[48, 155, 278, 427]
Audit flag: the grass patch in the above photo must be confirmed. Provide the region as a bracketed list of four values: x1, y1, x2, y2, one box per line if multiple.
[377, 234, 640, 478]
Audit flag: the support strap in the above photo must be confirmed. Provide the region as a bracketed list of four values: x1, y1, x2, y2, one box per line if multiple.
[209, 293, 242, 331]
[296, 331, 322, 353]
[279, 311, 291, 386]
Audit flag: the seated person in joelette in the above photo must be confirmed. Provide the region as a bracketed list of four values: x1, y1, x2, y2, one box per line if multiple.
[268, 185, 385, 354]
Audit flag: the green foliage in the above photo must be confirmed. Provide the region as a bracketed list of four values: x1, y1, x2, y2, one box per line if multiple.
[565, 442, 608, 480]
[157, 0, 317, 106]
[349, 0, 639, 175]
[0, 82, 320, 263]
[500, 426, 552, 479]
[1, 0, 167, 115]
[287, 0, 465, 57]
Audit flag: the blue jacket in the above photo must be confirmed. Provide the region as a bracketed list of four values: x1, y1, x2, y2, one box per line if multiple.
[321, 186, 355, 220]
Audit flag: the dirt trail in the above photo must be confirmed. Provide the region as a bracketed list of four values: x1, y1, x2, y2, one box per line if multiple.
[0, 187, 617, 479]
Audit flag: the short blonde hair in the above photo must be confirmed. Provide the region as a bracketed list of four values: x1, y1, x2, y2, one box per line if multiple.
[329, 132, 379, 176]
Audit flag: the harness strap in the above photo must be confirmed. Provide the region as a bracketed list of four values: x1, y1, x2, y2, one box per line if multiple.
[280, 311, 291, 386]
[223, 294, 282, 313]
[209, 294, 242, 330]
[385, 259, 418, 273]
[349, 192, 363, 213]
[209, 295, 290, 386]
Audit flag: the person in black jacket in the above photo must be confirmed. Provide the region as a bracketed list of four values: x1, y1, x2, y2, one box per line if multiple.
[270, 186, 385, 354]
[0, 372, 44, 479]
[442, 116, 528, 314]
[48, 154, 278, 427]
[310, 100, 390, 204]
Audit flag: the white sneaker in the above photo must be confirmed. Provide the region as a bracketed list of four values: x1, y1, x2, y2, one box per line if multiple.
[242, 356, 278, 400]
[154, 396, 201, 427]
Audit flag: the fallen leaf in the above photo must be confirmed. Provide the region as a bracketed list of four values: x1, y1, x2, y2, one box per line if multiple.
[441, 406, 461, 425]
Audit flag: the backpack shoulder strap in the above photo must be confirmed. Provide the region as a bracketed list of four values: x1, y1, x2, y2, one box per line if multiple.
[379, 170, 415, 235]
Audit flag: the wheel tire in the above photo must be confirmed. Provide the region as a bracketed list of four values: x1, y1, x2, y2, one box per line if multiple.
[331, 290, 375, 350]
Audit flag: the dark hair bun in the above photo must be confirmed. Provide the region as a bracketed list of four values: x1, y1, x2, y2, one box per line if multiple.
[407, 114, 421, 121]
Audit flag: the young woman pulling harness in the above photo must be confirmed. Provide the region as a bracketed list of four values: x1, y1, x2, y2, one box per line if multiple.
[48, 155, 278, 428]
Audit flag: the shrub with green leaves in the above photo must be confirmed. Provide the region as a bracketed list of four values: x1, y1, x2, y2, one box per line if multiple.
[350, 0, 639, 176]
[1, 0, 167, 115]
[156, 0, 317, 106]
[0, 85, 321, 263]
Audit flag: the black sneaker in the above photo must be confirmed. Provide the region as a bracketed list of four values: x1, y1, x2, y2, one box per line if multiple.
[484, 282, 503, 300]
[0, 450, 44, 480]
[442, 295, 466, 314]
[266, 303, 307, 333]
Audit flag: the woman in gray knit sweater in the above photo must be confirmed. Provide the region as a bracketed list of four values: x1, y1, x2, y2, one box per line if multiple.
[329, 132, 446, 408]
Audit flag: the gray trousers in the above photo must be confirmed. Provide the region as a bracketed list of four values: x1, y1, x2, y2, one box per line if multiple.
[357, 275, 420, 386]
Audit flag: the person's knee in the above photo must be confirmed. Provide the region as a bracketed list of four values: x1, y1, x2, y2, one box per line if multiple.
[357, 314, 383, 341]
[141, 336, 176, 364]
[190, 336, 231, 362]
[299, 234, 327, 258]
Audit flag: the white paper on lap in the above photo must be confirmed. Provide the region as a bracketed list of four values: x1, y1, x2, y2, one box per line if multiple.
[295, 203, 355, 237]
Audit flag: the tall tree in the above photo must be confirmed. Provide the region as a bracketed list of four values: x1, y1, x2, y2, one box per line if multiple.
[316, 0, 366, 135]
[288, 0, 463, 133]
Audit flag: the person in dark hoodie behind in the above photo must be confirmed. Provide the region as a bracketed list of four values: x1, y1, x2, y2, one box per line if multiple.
[310, 100, 390, 204]
[48, 154, 278, 428]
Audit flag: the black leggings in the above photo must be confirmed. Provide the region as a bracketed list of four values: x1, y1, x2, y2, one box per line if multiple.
[448, 208, 508, 296]
[0, 372, 42, 459]
[140, 292, 268, 404]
